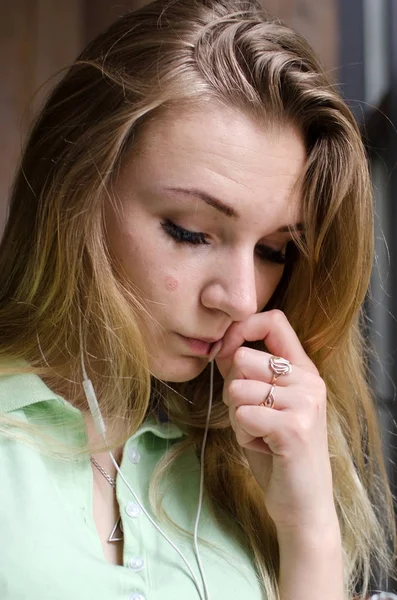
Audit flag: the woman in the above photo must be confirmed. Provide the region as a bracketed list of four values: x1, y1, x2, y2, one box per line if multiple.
[0, 0, 394, 599]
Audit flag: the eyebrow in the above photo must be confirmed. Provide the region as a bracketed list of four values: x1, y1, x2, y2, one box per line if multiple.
[164, 186, 304, 233]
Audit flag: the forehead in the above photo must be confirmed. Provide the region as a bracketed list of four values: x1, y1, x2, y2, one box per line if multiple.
[127, 102, 306, 226]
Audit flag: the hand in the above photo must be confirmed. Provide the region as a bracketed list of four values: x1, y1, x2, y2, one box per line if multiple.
[215, 309, 339, 534]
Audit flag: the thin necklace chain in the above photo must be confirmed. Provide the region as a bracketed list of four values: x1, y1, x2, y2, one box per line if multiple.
[89, 456, 123, 543]
[90, 456, 116, 488]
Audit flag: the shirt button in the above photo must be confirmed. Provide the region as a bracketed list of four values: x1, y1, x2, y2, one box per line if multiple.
[128, 557, 145, 572]
[125, 502, 142, 518]
[128, 446, 141, 464]
[128, 593, 146, 600]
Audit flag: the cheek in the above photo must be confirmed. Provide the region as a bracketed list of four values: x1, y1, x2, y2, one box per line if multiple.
[164, 275, 179, 292]
[257, 266, 285, 308]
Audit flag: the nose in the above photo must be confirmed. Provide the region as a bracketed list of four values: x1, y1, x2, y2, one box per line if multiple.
[200, 252, 258, 321]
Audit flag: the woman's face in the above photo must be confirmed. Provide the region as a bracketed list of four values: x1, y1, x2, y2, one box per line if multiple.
[106, 102, 305, 382]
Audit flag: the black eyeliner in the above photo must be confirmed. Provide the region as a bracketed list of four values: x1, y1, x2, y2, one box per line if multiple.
[160, 220, 209, 245]
[161, 219, 290, 265]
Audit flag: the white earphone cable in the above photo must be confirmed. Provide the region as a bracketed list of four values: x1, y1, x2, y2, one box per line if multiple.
[81, 349, 214, 600]
[192, 358, 214, 600]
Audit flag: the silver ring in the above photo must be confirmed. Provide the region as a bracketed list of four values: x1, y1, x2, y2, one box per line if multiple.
[261, 384, 276, 409]
[269, 356, 292, 384]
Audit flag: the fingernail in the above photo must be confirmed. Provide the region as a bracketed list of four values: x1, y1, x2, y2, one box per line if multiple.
[208, 339, 223, 362]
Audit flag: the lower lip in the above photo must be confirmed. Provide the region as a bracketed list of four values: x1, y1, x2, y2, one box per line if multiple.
[178, 335, 213, 356]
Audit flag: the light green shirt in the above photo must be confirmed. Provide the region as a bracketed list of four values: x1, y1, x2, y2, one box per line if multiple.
[0, 370, 266, 600]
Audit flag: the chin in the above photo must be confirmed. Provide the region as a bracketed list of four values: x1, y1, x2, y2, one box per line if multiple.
[149, 355, 209, 383]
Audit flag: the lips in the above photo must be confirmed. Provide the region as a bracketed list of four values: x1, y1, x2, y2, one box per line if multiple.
[188, 336, 221, 344]
[177, 334, 222, 356]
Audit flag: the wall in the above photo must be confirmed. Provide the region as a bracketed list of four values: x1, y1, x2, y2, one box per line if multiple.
[0, 0, 337, 235]
[0, 0, 84, 232]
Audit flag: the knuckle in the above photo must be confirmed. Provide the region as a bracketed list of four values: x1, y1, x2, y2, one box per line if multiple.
[306, 389, 319, 407]
[281, 412, 311, 443]
[227, 379, 242, 403]
[235, 405, 252, 428]
[295, 414, 312, 439]
[296, 386, 322, 414]
[303, 372, 327, 398]
[235, 404, 247, 423]
[316, 377, 327, 396]
[232, 346, 247, 368]
[269, 309, 287, 326]
[235, 429, 248, 447]
[311, 364, 320, 377]
[295, 388, 309, 405]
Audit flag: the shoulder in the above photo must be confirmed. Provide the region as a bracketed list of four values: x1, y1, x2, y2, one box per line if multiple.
[0, 363, 59, 415]
[0, 365, 79, 447]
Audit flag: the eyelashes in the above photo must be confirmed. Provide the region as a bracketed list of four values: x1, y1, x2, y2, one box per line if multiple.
[160, 219, 290, 265]
[255, 245, 288, 265]
[161, 219, 209, 245]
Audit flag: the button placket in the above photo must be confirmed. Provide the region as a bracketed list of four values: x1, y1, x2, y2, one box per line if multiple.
[120, 439, 148, 587]
[123, 442, 144, 552]
[125, 502, 142, 518]
[122, 506, 145, 569]
[128, 593, 146, 600]
[128, 446, 141, 464]
[127, 556, 145, 572]
[124, 501, 146, 575]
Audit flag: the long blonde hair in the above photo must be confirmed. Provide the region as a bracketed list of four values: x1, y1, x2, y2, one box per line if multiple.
[0, 0, 394, 597]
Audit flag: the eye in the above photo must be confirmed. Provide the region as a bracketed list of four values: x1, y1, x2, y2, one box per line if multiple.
[256, 241, 295, 265]
[161, 219, 295, 265]
[161, 220, 209, 245]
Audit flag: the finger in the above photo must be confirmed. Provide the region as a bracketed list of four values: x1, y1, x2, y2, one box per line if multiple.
[234, 404, 287, 454]
[244, 438, 273, 455]
[235, 403, 328, 458]
[217, 310, 316, 373]
[225, 346, 307, 387]
[225, 378, 300, 410]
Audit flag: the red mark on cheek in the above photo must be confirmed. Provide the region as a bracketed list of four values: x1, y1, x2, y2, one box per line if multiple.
[164, 276, 178, 291]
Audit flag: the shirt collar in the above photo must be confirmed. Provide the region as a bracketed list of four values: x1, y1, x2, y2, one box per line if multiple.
[0, 366, 60, 413]
[131, 415, 184, 441]
[0, 366, 184, 440]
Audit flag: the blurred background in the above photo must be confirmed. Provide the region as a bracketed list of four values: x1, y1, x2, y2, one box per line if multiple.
[1, 0, 397, 592]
